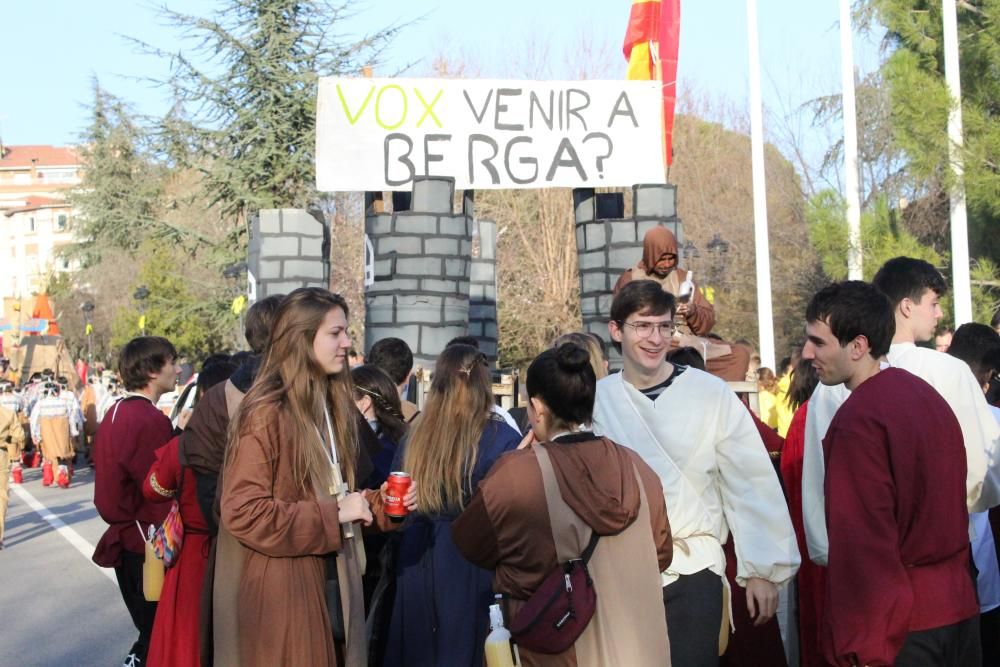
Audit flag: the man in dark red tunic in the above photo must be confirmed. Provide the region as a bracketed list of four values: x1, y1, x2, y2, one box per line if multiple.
[802, 281, 980, 666]
[93, 336, 179, 667]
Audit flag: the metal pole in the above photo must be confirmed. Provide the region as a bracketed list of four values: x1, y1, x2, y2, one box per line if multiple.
[840, 0, 863, 280]
[746, 0, 777, 371]
[942, 0, 973, 325]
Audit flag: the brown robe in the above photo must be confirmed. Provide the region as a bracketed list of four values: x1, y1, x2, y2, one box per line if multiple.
[453, 436, 672, 666]
[40, 415, 74, 461]
[216, 403, 366, 667]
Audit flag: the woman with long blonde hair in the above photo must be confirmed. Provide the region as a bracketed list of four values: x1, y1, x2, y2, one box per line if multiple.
[384, 343, 521, 666]
[217, 288, 376, 667]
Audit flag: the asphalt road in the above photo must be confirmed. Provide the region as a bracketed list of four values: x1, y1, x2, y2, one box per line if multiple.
[2, 462, 136, 667]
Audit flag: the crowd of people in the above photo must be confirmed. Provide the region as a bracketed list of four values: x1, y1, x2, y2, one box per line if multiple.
[3, 248, 1000, 667]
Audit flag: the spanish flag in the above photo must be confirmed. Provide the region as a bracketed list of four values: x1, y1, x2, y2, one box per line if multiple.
[623, 0, 681, 166]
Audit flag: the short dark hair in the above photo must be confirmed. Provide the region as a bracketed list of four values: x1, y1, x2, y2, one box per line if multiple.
[526, 343, 595, 427]
[446, 335, 480, 350]
[947, 322, 1000, 387]
[198, 357, 238, 393]
[245, 295, 285, 354]
[805, 281, 895, 359]
[872, 257, 947, 307]
[368, 337, 414, 385]
[118, 336, 178, 391]
[665, 346, 706, 371]
[610, 280, 676, 323]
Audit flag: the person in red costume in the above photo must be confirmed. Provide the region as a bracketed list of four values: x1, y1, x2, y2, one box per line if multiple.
[142, 357, 237, 667]
[802, 281, 979, 666]
[615, 227, 750, 381]
[778, 358, 825, 667]
[93, 336, 180, 667]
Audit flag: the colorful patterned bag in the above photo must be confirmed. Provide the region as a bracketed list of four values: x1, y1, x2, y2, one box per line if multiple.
[151, 500, 184, 567]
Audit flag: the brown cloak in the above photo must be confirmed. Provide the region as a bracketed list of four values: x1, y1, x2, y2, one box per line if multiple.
[216, 403, 366, 667]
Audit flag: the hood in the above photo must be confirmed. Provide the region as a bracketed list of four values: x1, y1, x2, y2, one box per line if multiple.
[230, 354, 261, 393]
[638, 226, 679, 276]
[545, 436, 642, 535]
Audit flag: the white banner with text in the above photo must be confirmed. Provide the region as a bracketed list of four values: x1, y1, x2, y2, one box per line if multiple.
[316, 78, 666, 191]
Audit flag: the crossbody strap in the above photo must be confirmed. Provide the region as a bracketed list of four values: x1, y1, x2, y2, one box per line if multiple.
[535, 444, 599, 563]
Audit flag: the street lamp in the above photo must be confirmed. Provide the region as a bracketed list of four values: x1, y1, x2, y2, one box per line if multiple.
[681, 240, 700, 263]
[222, 263, 248, 349]
[133, 286, 150, 335]
[705, 233, 731, 291]
[80, 301, 95, 364]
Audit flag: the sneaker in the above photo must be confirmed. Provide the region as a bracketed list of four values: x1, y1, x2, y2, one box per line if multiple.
[122, 652, 140, 667]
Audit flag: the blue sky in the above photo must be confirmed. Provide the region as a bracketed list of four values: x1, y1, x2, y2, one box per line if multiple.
[1, 1, 881, 174]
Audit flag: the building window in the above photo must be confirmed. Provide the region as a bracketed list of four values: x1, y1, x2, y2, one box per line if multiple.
[29, 217, 35, 232]
[57, 215, 68, 231]
[61, 258, 71, 270]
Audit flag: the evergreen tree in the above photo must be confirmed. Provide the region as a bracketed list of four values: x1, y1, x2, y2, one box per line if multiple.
[137, 0, 404, 222]
[68, 80, 164, 256]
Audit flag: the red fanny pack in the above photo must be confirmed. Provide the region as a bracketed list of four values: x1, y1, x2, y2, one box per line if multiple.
[509, 531, 600, 654]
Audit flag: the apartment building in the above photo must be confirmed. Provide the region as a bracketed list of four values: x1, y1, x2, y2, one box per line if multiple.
[0, 144, 82, 299]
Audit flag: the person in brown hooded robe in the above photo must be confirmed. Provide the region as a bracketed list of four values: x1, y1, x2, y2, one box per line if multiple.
[614, 226, 750, 381]
[453, 342, 673, 666]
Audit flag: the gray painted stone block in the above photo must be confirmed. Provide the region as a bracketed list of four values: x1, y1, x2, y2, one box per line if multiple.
[470, 262, 494, 282]
[378, 236, 423, 256]
[268, 280, 319, 294]
[421, 326, 465, 359]
[372, 278, 420, 293]
[610, 222, 637, 245]
[366, 214, 393, 236]
[412, 177, 455, 214]
[258, 210, 282, 235]
[484, 322, 498, 339]
[575, 226, 586, 250]
[609, 247, 638, 271]
[574, 189, 595, 223]
[365, 296, 396, 324]
[469, 303, 495, 320]
[259, 260, 283, 280]
[394, 214, 438, 235]
[422, 278, 458, 294]
[261, 236, 299, 257]
[280, 208, 325, 236]
[459, 239, 472, 256]
[634, 184, 677, 218]
[582, 272, 607, 293]
[438, 215, 468, 238]
[284, 259, 326, 280]
[468, 283, 485, 299]
[396, 257, 442, 276]
[585, 223, 607, 248]
[596, 294, 614, 317]
[467, 321, 484, 337]
[425, 238, 460, 256]
[444, 258, 467, 277]
[396, 300, 442, 324]
[374, 259, 393, 276]
[578, 251, 604, 271]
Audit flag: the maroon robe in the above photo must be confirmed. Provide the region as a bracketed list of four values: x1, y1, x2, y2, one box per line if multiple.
[720, 407, 788, 667]
[93, 395, 174, 567]
[779, 402, 826, 667]
[822, 368, 978, 666]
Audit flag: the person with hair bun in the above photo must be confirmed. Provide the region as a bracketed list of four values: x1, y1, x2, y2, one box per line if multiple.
[453, 342, 673, 665]
[384, 344, 521, 666]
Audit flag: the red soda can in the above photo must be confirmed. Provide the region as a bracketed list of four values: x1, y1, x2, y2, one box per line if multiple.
[385, 472, 412, 521]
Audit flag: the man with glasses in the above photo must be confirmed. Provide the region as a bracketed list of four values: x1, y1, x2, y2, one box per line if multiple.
[593, 280, 799, 667]
[614, 226, 750, 381]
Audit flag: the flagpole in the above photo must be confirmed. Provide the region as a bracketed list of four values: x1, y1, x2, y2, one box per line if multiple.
[746, 0, 776, 371]
[942, 0, 973, 325]
[840, 0, 863, 280]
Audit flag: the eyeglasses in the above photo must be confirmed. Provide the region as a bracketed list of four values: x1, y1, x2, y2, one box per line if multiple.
[618, 320, 676, 338]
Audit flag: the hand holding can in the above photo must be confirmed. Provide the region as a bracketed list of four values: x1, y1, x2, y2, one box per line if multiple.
[384, 472, 412, 522]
